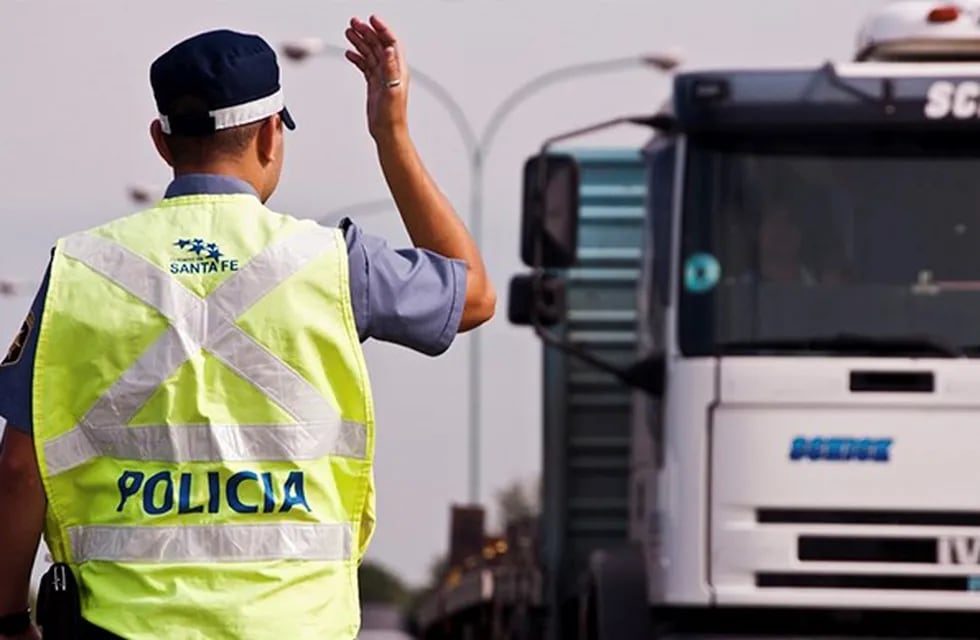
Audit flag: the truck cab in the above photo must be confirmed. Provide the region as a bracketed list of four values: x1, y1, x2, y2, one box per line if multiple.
[512, 3, 980, 638]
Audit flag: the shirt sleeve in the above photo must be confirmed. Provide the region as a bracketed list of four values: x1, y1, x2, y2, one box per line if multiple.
[343, 219, 467, 356]
[0, 259, 51, 436]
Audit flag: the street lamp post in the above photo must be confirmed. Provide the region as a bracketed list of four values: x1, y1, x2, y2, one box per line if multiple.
[281, 37, 680, 505]
[462, 53, 679, 507]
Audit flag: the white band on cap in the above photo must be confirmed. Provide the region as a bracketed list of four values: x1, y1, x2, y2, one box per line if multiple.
[159, 89, 285, 134]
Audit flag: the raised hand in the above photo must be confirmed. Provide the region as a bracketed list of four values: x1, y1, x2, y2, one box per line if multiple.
[344, 15, 409, 142]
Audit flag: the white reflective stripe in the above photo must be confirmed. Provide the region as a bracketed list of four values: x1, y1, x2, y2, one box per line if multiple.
[63, 231, 340, 427]
[208, 226, 336, 318]
[69, 522, 353, 563]
[203, 228, 344, 424]
[158, 90, 285, 134]
[47, 228, 366, 475]
[44, 428, 100, 477]
[62, 234, 205, 332]
[207, 327, 335, 424]
[81, 328, 190, 431]
[46, 420, 366, 475]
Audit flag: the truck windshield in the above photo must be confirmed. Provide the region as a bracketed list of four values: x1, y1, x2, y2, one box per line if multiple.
[678, 130, 980, 357]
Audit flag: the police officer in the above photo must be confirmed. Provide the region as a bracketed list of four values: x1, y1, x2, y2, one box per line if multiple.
[0, 15, 494, 640]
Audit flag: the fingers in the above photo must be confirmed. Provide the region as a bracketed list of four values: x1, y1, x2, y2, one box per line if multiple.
[369, 14, 403, 82]
[369, 15, 398, 48]
[345, 26, 377, 70]
[344, 50, 368, 76]
[381, 46, 401, 88]
[347, 15, 405, 88]
[351, 17, 384, 57]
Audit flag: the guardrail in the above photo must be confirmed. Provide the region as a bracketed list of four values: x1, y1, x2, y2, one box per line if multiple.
[415, 564, 543, 634]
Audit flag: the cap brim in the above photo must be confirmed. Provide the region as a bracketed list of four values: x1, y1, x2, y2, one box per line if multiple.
[280, 106, 296, 131]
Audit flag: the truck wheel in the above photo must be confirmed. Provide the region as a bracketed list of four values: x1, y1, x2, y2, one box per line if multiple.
[584, 545, 654, 640]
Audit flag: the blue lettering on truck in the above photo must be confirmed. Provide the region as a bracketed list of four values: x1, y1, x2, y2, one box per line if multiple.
[116, 470, 311, 515]
[789, 437, 892, 462]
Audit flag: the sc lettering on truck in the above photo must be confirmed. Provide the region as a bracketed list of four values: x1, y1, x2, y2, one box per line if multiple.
[924, 80, 980, 119]
[789, 437, 892, 462]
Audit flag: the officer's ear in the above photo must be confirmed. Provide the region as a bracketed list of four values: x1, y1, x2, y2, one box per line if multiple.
[256, 115, 280, 167]
[150, 120, 176, 168]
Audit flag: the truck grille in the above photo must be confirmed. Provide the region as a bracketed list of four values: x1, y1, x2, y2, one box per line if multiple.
[757, 508, 980, 527]
[754, 509, 980, 593]
[757, 573, 977, 591]
[799, 535, 935, 563]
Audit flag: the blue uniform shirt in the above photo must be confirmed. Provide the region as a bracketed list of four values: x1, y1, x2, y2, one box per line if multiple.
[0, 174, 467, 435]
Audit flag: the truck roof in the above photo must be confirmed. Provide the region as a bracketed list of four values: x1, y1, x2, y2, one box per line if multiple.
[680, 61, 980, 78]
[856, 0, 980, 61]
[670, 62, 980, 133]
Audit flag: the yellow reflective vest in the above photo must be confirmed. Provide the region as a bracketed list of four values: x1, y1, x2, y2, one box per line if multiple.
[32, 193, 376, 640]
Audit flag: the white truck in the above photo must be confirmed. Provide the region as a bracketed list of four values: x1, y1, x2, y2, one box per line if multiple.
[418, 2, 980, 638]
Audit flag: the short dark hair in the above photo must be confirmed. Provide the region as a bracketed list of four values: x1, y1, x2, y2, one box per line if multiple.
[162, 95, 263, 166]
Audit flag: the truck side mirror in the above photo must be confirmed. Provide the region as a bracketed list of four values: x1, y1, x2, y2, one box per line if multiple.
[520, 153, 580, 269]
[508, 273, 566, 327]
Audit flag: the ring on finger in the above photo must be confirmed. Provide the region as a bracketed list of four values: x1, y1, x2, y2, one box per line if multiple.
[384, 78, 402, 89]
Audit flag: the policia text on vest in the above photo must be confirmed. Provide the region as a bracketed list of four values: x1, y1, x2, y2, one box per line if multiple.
[116, 469, 311, 515]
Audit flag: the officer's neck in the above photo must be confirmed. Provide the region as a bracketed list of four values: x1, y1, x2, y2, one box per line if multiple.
[172, 160, 266, 201]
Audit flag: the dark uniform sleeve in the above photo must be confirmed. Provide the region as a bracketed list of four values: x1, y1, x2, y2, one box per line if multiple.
[343, 220, 467, 356]
[0, 260, 51, 436]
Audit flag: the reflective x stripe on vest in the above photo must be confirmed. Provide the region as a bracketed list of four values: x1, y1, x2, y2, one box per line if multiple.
[43, 230, 366, 563]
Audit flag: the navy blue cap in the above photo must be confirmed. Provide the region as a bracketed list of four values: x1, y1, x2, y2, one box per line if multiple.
[150, 29, 296, 137]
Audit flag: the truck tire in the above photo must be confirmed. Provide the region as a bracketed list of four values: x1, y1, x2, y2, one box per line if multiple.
[582, 544, 654, 640]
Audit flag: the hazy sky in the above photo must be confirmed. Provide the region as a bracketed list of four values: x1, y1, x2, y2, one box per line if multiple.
[1, 0, 886, 585]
